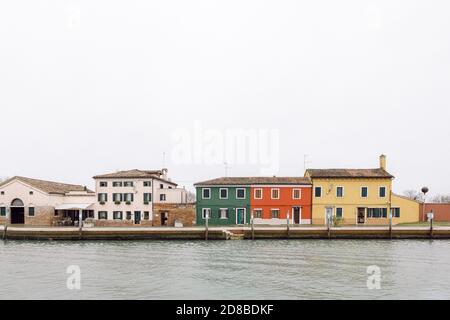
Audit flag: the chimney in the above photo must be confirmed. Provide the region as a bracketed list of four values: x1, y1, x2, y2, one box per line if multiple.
[379, 154, 387, 171]
[161, 168, 168, 180]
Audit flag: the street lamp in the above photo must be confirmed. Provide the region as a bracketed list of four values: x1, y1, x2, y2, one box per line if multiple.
[421, 187, 429, 222]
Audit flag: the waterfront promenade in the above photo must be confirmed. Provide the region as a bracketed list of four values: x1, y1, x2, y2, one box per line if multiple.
[1, 225, 449, 240]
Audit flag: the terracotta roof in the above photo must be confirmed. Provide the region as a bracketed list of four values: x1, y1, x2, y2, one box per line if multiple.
[195, 177, 311, 186]
[93, 169, 177, 186]
[305, 169, 394, 179]
[0, 176, 94, 195]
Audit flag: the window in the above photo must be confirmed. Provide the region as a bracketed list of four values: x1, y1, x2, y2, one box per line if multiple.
[29, 191, 33, 195]
[0, 191, 4, 195]
[361, 187, 368, 198]
[144, 212, 150, 220]
[124, 181, 134, 187]
[28, 207, 35, 216]
[98, 193, 108, 202]
[202, 208, 211, 219]
[123, 193, 134, 202]
[336, 207, 343, 219]
[202, 188, 211, 199]
[113, 182, 122, 187]
[379, 187, 386, 198]
[0, 207, 5, 216]
[98, 211, 108, 220]
[391, 208, 401, 218]
[219, 188, 228, 199]
[113, 211, 123, 220]
[100, 182, 108, 187]
[271, 189, 280, 199]
[367, 208, 388, 218]
[254, 209, 262, 219]
[160, 194, 166, 201]
[336, 186, 344, 198]
[143, 181, 152, 187]
[293, 189, 301, 199]
[314, 187, 322, 198]
[236, 188, 246, 199]
[271, 209, 280, 219]
[144, 193, 152, 203]
[160, 184, 164, 189]
[219, 208, 229, 219]
[254, 188, 263, 200]
[126, 212, 132, 220]
[113, 193, 122, 202]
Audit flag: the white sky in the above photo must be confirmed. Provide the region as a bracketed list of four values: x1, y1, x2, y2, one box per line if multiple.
[0, 0, 449, 196]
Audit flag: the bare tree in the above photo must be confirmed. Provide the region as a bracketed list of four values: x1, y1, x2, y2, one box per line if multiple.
[186, 191, 196, 204]
[403, 190, 424, 201]
[431, 194, 450, 204]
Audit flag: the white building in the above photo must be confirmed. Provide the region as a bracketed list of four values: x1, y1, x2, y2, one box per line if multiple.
[92, 169, 188, 225]
[0, 176, 95, 226]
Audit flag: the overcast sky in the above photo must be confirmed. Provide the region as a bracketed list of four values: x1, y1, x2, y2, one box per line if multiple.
[1, 0, 449, 195]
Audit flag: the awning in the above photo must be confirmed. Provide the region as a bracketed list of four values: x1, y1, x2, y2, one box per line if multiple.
[55, 203, 94, 211]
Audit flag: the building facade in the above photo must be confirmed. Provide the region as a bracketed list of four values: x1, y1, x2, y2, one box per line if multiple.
[306, 155, 395, 225]
[305, 155, 420, 225]
[92, 169, 194, 226]
[0, 176, 95, 226]
[195, 177, 312, 225]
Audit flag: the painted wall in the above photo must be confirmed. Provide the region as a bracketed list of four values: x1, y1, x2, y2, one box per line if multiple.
[391, 194, 420, 224]
[310, 178, 392, 225]
[196, 186, 251, 226]
[250, 186, 312, 224]
[420, 203, 450, 222]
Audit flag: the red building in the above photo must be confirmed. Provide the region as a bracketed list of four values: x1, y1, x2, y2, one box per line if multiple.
[249, 177, 312, 225]
[420, 203, 450, 222]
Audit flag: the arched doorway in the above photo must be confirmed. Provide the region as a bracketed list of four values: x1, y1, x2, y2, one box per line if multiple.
[10, 199, 25, 224]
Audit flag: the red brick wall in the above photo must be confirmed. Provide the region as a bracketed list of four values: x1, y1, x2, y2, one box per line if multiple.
[420, 204, 450, 221]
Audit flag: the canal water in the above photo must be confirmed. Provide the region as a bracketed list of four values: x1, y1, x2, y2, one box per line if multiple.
[0, 240, 449, 300]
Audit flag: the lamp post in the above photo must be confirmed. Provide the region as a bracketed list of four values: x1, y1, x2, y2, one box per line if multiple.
[327, 210, 332, 239]
[287, 211, 290, 239]
[421, 187, 429, 222]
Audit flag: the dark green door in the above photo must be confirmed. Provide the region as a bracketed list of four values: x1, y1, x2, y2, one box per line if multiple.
[236, 208, 246, 225]
[134, 211, 141, 225]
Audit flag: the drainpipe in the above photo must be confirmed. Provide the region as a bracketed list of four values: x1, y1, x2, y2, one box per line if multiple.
[205, 211, 209, 241]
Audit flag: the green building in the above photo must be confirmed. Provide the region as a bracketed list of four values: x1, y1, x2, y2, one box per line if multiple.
[195, 178, 251, 226]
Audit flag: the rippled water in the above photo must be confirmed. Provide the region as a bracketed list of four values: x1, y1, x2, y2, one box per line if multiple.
[1, 240, 450, 300]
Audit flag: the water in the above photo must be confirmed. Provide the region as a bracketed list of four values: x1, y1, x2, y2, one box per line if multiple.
[0, 239, 449, 300]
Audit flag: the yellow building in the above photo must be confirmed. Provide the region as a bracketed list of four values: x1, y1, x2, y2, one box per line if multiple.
[305, 155, 419, 226]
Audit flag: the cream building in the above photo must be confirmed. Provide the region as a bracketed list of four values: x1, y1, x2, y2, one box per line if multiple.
[0, 176, 95, 226]
[92, 169, 189, 226]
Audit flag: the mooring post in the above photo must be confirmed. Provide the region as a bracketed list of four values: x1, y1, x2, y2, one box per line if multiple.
[205, 211, 209, 241]
[251, 211, 255, 240]
[78, 210, 83, 240]
[430, 210, 434, 239]
[3, 207, 9, 240]
[389, 210, 393, 239]
[286, 212, 290, 239]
